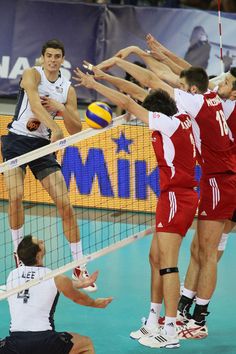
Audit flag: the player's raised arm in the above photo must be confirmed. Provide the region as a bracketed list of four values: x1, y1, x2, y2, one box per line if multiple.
[97, 57, 173, 94]
[89, 63, 147, 102]
[73, 68, 149, 125]
[146, 33, 191, 72]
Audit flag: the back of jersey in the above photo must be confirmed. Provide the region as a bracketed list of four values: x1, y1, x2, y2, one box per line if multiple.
[174, 89, 236, 175]
[149, 111, 197, 191]
[7, 266, 58, 332]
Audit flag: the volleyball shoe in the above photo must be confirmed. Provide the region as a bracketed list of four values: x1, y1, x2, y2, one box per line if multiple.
[73, 266, 98, 292]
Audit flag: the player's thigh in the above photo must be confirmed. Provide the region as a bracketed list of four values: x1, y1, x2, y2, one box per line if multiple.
[197, 219, 225, 252]
[40, 170, 70, 206]
[3, 167, 25, 199]
[68, 333, 94, 354]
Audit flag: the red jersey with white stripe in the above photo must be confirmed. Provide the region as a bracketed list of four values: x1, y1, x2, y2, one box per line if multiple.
[174, 89, 236, 176]
[149, 111, 197, 191]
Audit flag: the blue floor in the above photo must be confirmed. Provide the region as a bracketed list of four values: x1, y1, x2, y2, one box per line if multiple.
[1, 225, 236, 353]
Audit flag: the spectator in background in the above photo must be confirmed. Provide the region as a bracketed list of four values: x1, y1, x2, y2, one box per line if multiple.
[184, 26, 211, 69]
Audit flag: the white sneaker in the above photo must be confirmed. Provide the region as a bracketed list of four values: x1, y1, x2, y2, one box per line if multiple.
[139, 329, 180, 349]
[72, 266, 98, 292]
[130, 318, 159, 340]
[177, 318, 208, 340]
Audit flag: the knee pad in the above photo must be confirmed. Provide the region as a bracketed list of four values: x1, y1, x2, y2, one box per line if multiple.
[159, 267, 179, 276]
[218, 233, 228, 251]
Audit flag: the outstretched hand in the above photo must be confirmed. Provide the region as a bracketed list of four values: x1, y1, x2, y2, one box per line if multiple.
[146, 33, 165, 52]
[96, 57, 117, 71]
[73, 68, 95, 88]
[83, 61, 107, 80]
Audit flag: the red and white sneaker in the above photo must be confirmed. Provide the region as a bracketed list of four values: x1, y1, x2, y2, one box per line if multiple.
[13, 252, 23, 268]
[177, 318, 208, 340]
[72, 266, 97, 292]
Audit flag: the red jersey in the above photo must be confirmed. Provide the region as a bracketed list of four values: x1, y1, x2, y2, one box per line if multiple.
[149, 111, 197, 192]
[174, 89, 236, 175]
[221, 99, 236, 139]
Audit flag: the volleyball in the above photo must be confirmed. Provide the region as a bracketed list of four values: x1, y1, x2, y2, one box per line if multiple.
[85, 101, 112, 129]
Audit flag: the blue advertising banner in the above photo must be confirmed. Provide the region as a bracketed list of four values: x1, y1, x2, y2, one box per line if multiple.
[0, 1, 236, 99]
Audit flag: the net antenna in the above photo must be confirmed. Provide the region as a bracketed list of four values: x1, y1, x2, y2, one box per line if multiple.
[218, 0, 224, 74]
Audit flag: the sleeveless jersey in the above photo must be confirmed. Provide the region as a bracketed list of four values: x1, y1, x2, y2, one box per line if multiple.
[174, 89, 236, 175]
[149, 111, 197, 191]
[8, 66, 71, 139]
[7, 266, 59, 332]
[221, 99, 236, 139]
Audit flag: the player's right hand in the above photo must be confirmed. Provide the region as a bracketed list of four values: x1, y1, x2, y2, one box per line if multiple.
[51, 126, 64, 143]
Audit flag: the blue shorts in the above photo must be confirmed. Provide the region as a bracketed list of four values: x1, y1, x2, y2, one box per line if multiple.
[0, 331, 73, 354]
[1, 133, 61, 180]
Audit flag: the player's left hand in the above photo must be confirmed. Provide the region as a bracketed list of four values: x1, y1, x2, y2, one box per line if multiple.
[73, 68, 95, 88]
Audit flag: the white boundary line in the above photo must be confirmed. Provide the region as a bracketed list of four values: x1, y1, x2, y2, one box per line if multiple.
[0, 226, 154, 301]
[0, 114, 127, 173]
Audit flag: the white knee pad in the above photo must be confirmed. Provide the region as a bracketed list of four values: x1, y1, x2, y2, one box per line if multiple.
[218, 233, 228, 251]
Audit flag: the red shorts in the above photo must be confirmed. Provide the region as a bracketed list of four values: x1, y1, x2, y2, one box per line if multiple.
[156, 189, 198, 237]
[198, 174, 236, 220]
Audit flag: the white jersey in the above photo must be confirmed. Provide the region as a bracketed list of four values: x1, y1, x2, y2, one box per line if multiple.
[9, 66, 71, 139]
[7, 266, 59, 332]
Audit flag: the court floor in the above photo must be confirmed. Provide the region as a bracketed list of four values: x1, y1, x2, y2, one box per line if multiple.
[0, 220, 236, 353]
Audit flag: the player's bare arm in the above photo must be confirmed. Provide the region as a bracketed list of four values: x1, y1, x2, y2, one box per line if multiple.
[90, 64, 147, 102]
[115, 45, 180, 86]
[41, 86, 82, 135]
[55, 274, 113, 308]
[60, 86, 82, 135]
[146, 33, 191, 71]
[73, 68, 149, 125]
[21, 68, 64, 142]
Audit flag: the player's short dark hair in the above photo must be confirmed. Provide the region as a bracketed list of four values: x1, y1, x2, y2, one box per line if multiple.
[41, 39, 65, 57]
[230, 67, 236, 90]
[17, 235, 40, 266]
[142, 89, 178, 116]
[180, 67, 209, 93]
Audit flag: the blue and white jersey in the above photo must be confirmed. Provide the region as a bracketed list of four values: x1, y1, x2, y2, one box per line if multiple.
[9, 66, 71, 139]
[7, 266, 59, 332]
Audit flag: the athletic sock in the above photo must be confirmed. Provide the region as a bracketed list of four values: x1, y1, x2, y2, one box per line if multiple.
[146, 302, 162, 328]
[164, 316, 177, 337]
[11, 227, 24, 252]
[70, 241, 85, 266]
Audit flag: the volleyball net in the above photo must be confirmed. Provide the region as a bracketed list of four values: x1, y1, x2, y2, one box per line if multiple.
[0, 114, 158, 300]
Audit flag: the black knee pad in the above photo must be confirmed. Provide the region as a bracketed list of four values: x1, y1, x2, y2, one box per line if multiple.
[159, 267, 179, 276]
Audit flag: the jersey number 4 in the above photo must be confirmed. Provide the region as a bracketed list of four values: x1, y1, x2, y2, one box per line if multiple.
[17, 288, 30, 304]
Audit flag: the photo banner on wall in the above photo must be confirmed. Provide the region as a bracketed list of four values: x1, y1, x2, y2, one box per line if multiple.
[0, 2, 236, 100]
